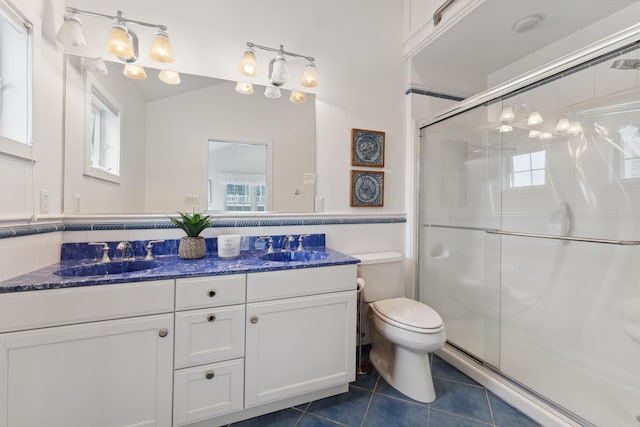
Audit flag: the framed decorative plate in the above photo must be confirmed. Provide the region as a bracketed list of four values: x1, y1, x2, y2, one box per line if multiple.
[352, 128, 385, 167]
[351, 170, 384, 207]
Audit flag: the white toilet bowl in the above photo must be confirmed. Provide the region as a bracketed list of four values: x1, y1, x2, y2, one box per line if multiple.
[368, 297, 446, 403]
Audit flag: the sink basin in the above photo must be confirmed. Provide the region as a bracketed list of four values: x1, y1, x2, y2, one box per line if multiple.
[259, 250, 328, 262]
[54, 260, 160, 277]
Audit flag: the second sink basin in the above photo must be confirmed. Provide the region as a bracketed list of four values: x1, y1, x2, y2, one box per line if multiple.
[260, 250, 328, 262]
[54, 260, 160, 277]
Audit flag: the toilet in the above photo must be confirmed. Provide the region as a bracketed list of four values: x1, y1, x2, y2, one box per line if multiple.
[353, 251, 446, 403]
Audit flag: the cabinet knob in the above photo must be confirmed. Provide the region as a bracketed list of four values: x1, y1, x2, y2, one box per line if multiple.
[205, 370, 215, 380]
[208, 289, 216, 298]
[250, 315, 259, 324]
[207, 314, 216, 322]
[159, 328, 169, 337]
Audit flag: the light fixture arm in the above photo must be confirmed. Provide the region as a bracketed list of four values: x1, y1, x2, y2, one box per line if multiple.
[65, 7, 168, 31]
[246, 42, 314, 63]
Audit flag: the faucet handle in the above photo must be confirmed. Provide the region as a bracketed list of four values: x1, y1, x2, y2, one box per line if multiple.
[116, 241, 134, 260]
[145, 240, 165, 260]
[257, 236, 274, 253]
[89, 242, 111, 263]
[296, 234, 311, 252]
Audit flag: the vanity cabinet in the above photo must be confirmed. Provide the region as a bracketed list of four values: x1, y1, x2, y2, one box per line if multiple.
[0, 280, 175, 427]
[173, 275, 246, 426]
[244, 265, 357, 408]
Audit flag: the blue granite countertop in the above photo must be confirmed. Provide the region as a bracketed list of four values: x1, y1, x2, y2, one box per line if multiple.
[0, 247, 360, 293]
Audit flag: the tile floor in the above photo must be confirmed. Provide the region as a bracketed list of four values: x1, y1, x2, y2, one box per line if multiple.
[229, 353, 541, 427]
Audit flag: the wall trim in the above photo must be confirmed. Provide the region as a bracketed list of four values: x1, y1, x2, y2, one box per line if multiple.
[0, 213, 407, 239]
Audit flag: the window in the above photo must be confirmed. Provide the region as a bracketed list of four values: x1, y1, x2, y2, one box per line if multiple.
[619, 124, 640, 179]
[0, 1, 32, 159]
[510, 150, 546, 188]
[225, 183, 266, 211]
[86, 86, 120, 181]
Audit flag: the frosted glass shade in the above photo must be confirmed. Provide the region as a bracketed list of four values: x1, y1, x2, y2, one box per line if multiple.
[83, 58, 108, 76]
[264, 86, 281, 99]
[528, 130, 541, 138]
[527, 110, 544, 126]
[123, 63, 147, 80]
[499, 106, 515, 122]
[567, 121, 583, 136]
[498, 124, 513, 133]
[56, 15, 86, 48]
[290, 90, 306, 103]
[159, 70, 180, 84]
[150, 31, 174, 63]
[301, 63, 318, 88]
[270, 54, 289, 87]
[555, 118, 570, 133]
[107, 25, 134, 59]
[239, 49, 258, 77]
[235, 82, 254, 94]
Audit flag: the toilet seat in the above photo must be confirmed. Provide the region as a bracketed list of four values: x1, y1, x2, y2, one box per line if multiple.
[371, 297, 443, 333]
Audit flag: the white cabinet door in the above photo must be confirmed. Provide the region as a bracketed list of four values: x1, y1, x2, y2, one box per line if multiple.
[245, 291, 356, 407]
[173, 358, 244, 426]
[0, 314, 174, 427]
[174, 304, 245, 369]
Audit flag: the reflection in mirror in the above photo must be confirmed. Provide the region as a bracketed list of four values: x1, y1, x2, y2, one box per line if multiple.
[63, 55, 316, 214]
[208, 140, 272, 212]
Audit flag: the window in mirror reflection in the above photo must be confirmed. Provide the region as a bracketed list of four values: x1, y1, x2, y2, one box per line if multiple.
[86, 86, 120, 181]
[510, 150, 546, 188]
[208, 140, 271, 212]
[0, 1, 32, 158]
[619, 124, 640, 179]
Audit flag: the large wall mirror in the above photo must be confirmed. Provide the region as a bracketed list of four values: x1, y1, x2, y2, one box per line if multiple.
[63, 55, 316, 214]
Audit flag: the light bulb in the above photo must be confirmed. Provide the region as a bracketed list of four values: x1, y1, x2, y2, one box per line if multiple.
[239, 48, 258, 77]
[149, 30, 174, 63]
[123, 63, 147, 80]
[159, 70, 180, 85]
[107, 24, 134, 59]
[235, 82, 254, 94]
[301, 63, 318, 88]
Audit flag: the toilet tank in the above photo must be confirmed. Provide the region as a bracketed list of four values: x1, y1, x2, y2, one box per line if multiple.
[351, 251, 404, 303]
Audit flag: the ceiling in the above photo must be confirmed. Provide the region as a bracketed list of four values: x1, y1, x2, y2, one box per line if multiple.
[411, 0, 638, 96]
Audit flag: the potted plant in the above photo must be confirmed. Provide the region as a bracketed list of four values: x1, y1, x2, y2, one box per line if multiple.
[170, 212, 211, 259]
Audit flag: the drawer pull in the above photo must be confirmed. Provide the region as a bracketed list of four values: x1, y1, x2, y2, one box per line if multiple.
[207, 314, 216, 322]
[208, 289, 216, 298]
[250, 316, 259, 324]
[205, 370, 215, 380]
[159, 328, 169, 337]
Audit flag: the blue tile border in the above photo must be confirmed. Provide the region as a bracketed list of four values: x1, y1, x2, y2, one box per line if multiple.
[0, 215, 407, 240]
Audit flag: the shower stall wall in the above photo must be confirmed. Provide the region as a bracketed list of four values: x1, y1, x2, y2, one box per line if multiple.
[419, 37, 640, 427]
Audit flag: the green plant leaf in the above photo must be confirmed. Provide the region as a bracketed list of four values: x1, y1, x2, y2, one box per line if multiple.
[169, 211, 212, 237]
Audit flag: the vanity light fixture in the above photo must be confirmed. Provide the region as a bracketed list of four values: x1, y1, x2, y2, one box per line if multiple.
[499, 106, 515, 122]
[498, 124, 513, 133]
[539, 132, 553, 140]
[567, 121, 583, 136]
[237, 42, 317, 103]
[554, 117, 571, 133]
[528, 129, 541, 139]
[123, 63, 147, 80]
[235, 82, 254, 95]
[56, 7, 176, 83]
[159, 70, 180, 85]
[83, 57, 108, 76]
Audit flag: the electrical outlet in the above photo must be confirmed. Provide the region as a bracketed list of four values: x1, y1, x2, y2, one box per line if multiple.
[39, 189, 50, 214]
[184, 194, 200, 205]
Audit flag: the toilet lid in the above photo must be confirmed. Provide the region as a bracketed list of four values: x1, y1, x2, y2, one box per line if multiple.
[372, 297, 443, 330]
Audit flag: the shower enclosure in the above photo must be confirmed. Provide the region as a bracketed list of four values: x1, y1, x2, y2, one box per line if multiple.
[419, 33, 640, 426]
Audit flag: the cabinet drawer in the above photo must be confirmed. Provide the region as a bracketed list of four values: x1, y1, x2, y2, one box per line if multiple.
[173, 358, 244, 426]
[0, 280, 175, 333]
[176, 274, 246, 310]
[247, 264, 357, 302]
[174, 305, 245, 369]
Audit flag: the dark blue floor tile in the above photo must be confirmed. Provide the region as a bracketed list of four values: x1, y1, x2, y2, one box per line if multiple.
[297, 413, 344, 427]
[488, 392, 541, 427]
[230, 408, 302, 427]
[432, 355, 481, 386]
[428, 408, 493, 427]
[306, 386, 372, 426]
[430, 378, 493, 424]
[362, 393, 428, 427]
[352, 367, 379, 391]
[375, 376, 429, 406]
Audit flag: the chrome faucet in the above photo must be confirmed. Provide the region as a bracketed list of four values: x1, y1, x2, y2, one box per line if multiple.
[145, 240, 164, 260]
[116, 241, 135, 261]
[282, 235, 294, 251]
[89, 242, 111, 263]
[296, 234, 311, 251]
[258, 236, 275, 253]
